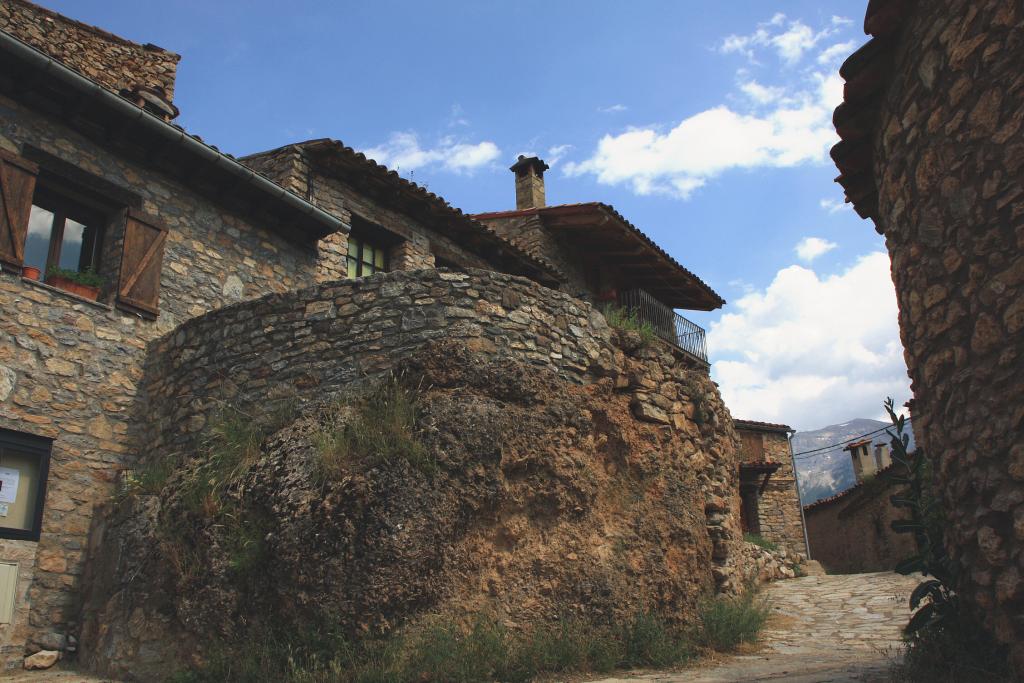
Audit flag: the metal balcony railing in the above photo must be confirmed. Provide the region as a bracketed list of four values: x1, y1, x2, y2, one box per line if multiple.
[619, 288, 709, 365]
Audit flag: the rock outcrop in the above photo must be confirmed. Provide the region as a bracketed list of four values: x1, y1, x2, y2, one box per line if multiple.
[76, 271, 745, 680]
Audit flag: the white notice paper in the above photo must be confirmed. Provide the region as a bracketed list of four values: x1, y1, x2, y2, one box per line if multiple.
[0, 467, 20, 504]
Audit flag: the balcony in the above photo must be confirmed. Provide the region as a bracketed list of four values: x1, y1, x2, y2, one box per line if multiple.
[618, 288, 709, 365]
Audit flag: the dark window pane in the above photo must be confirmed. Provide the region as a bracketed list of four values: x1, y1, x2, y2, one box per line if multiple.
[0, 447, 42, 533]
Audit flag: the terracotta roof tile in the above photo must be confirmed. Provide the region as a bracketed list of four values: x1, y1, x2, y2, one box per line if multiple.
[734, 419, 792, 433]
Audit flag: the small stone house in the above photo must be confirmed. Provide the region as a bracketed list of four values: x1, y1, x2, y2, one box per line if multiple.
[803, 451, 914, 574]
[0, 0, 732, 668]
[733, 420, 808, 556]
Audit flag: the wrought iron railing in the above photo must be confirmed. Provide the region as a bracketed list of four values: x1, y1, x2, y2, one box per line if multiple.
[618, 288, 708, 364]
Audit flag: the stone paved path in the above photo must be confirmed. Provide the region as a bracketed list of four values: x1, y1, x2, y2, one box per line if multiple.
[8, 572, 918, 683]
[588, 571, 920, 683]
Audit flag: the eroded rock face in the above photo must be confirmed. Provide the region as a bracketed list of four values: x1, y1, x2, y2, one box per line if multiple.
[79, 334, 741, 680]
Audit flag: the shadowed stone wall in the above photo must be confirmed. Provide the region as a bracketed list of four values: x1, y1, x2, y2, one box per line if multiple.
[871, 0, 1023, 669]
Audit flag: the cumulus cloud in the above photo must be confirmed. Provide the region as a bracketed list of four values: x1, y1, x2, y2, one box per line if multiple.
[795, 237, 838, 262]
[721, 13, 838, 64]
[563, 73, 842, 199]
[708, 252, 910, 430]
[566, 13, 853, 200]
[364, 132, 500, 174]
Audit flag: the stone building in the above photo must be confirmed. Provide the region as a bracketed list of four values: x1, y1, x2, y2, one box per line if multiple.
[734, 420, 807, 556]
[803, 451, 915, 574]
[831, 0, 1024, 671]
[0, 0, 739, 670]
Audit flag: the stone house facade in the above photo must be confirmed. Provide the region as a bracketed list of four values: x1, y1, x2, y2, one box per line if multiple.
[831, 0, 1024, 671]
[803, 455, 915, 574]
[734, 420, 807, 556]
[0, 0, 735, 670]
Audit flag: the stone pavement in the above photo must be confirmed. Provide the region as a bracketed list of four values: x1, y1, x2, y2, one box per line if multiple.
[588, 571, 920, 683]
[7, 572, 918, 683]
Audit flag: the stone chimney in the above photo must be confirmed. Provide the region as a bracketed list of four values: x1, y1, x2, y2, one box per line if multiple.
[845, 441, 877, 483]
[510, 155, 549, 210]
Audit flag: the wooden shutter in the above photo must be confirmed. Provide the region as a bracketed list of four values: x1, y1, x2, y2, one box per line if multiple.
[0, 149, 39, 272]
[740, 431, 765, 462]
[117, 209, 167, 318]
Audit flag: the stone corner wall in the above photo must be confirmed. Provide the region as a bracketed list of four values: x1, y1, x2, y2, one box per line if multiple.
[873, 0, 1023, 670]
[0, 0, 180, 98]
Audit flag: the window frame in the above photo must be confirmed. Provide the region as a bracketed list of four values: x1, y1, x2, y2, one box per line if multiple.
[346, 235, 389, 278]
[0, 428, 52, 542]
[27, 183, 109, 278]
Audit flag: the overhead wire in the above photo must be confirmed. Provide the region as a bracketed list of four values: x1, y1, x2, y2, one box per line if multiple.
[791, 417, 912, 460]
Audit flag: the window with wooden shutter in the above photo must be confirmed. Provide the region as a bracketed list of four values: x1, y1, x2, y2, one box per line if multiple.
[0, 149, 39, 272]
[117, 210, 167, 318]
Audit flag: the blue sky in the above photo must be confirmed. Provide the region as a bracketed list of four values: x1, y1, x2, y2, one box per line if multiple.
[46, 1, 910, 430]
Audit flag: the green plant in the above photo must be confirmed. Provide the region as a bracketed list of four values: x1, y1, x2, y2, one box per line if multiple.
[884, 398, 1012, 680]
[697, 586, 770, 652]
[601, 304, 656, 344]
[46, 265, 105, 287]
[313, 376, 433, 479]
[743, 533, 779, 552]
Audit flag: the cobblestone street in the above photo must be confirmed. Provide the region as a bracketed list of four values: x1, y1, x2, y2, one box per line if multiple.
[588, 571, 920, 683]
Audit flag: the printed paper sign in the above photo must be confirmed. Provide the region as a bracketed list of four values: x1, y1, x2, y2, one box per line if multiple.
[0, 468, 20, 504]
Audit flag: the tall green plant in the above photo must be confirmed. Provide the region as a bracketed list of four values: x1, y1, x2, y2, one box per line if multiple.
[884, 398, 957, 635]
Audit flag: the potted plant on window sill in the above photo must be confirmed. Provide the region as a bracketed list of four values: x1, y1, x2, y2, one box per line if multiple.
[21, 266, 41, 281]
[45, 266, 104, 301]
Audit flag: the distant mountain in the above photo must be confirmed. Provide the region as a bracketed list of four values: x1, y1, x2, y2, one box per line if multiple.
[792, 418, 916, 506]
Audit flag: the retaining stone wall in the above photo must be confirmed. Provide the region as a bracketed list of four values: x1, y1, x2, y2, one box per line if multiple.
[873, 0, 1023, 669]
[134, 269, 744, 593]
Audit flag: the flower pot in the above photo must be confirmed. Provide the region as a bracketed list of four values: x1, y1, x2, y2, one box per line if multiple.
[46, 275, 100, 301]
[22, 266, 41, 281]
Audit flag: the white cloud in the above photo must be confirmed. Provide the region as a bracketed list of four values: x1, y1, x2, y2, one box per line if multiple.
[546, 144, 573, 167]
[364, 132, 500, 174]
[795, 237, 838, 262]
[831, 16, 853, 27]
[819, 197, 847, 214]
[817, 40, 858, 65]
[721, 14, 838, 65]
[564, 72, 842, 199]
[598, 104, 628, 113]
[708, 252, 910, 430]
[739, 80, 785, 105]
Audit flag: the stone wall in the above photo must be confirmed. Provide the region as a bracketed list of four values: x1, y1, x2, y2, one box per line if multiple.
[870, 0, 1023, 668]
[0, 0, 180, 98]
[132, 268, 742, 581]
[803, 470, 917, 574]
[0, 92, 320, 666]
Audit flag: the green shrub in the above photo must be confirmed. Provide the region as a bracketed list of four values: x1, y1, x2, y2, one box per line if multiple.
[313, 376, 433, 479]
[697, 587, 770, 652]
[743, 533, 779, 552]
[892, 612, 1013, 682]
[46, 265, 105, 287]
[601, 305, 657, 344]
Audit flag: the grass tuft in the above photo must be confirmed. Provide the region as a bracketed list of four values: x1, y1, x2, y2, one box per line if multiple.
[313, 375, 433, 480]
[697, 587, 770, 652]
[743, 533, 779, 552]
[601, 305, 657, 344]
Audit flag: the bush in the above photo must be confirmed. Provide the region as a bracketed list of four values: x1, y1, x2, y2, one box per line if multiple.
[743, 533, 779, 552]
[697, 587, 770, 652]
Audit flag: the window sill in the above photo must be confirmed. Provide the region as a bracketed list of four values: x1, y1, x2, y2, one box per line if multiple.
[20, 277, 113, 311]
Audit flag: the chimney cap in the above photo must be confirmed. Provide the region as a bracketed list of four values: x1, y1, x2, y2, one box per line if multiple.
[510, 155, 549, 175]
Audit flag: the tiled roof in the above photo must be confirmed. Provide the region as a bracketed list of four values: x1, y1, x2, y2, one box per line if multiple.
[245, 139, 565, 285]
[831, 0, 918, 231]
[734, 419, 792, 434]
[843, 438, 874, 451]
[803, 462, 898, 512]
[474, 202, 725, 311]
